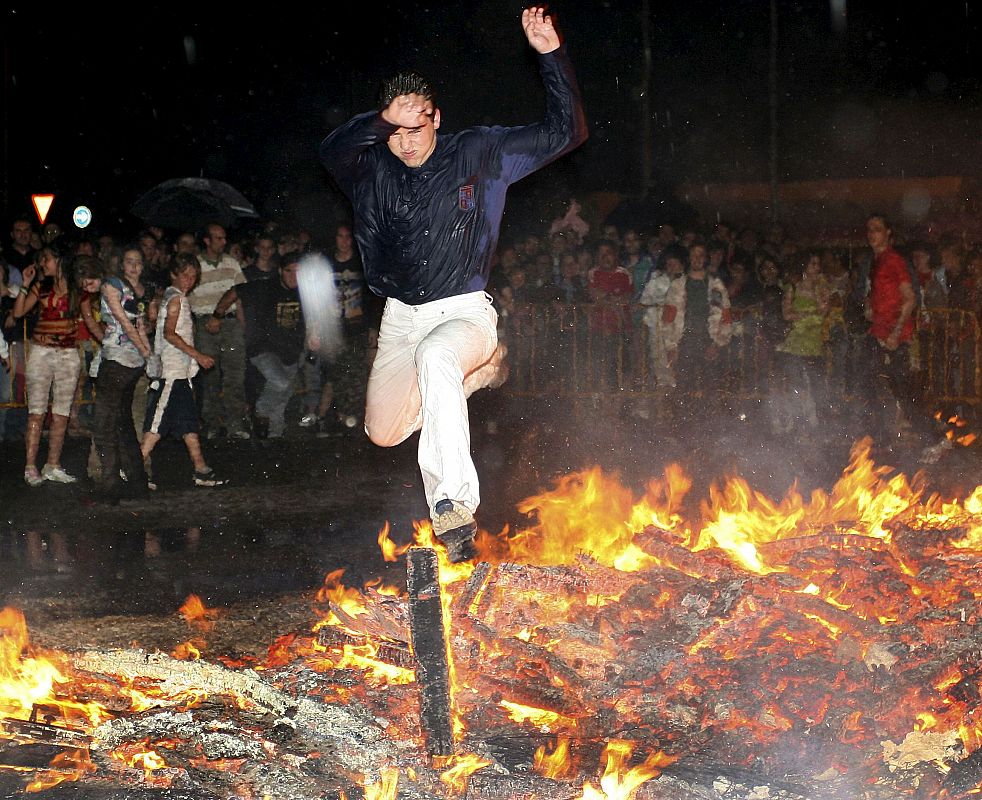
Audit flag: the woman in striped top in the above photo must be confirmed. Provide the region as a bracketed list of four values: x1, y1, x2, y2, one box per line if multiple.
[12, 240, 82, 486]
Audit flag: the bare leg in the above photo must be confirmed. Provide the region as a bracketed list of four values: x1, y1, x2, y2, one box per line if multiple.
[25, 413, 44, 469]
[140, 431, 161, 460]
[182, 432, 208, 472]
[45, 413, 69, 468]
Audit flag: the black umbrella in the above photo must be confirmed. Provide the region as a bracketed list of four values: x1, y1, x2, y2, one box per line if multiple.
[130, 177, 260, 232]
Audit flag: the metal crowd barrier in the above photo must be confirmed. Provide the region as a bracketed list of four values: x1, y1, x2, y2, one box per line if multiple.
[495, 301, 982, 410]
[1, 302, 978, 413]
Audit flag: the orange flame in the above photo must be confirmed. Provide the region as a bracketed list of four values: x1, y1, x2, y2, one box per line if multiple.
[578, 740, 678, 799]
[0, 607, 109, 728]
[111, 738, 168, 780]
[438, 752, 492, 795]
[362, 766, 400, 800]
[171, 640, 202, 661]
[24, 748, 96, 792]
[178, 594, 217, 631]
[535, 736, 573, 779]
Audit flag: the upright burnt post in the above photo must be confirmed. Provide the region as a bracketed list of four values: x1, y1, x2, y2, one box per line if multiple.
[406, 546, 454, 755]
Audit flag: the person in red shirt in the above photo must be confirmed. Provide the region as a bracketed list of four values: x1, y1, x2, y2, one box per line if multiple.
[861, 214, 943, 461]
[587, 240, 633, 394]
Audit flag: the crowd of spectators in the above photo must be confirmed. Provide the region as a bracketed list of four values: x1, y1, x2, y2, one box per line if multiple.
[0, 216, 380, 499]
[487, 201, 980, 446]
[1, 200, 978, 493]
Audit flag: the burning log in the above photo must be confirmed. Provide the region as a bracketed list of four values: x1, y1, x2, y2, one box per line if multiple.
[453, 615, 592, 718]
[316, 625, 414, 669]
[755, 530, 891, 562]
[635, 526, 741, 581]
[407, 547, 454, 756]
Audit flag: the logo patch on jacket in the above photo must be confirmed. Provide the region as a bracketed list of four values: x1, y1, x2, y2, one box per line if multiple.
[458, 184, 475, 211]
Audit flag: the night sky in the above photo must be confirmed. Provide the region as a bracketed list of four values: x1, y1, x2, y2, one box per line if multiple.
[3, 1, 982, 239]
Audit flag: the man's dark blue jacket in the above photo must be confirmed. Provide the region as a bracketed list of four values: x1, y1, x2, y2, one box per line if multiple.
[319, 48, 588, 305]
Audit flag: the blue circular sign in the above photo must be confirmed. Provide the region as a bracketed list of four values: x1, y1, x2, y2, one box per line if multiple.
[73, 206, 92, 229]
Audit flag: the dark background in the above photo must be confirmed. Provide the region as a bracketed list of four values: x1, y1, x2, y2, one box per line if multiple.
[3, 1, 982, 240]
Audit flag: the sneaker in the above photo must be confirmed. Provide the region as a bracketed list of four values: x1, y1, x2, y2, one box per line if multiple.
[299, 413, 319, 428]
[41, 464, 77, 484]
[24, 467, 44, 487]
[432, 499, 478, 563]
[229, 428, 251, 440]
[193, 468, 228, 487]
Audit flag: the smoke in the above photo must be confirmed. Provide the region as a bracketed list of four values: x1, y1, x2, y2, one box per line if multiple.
[297, 253, 343, 358]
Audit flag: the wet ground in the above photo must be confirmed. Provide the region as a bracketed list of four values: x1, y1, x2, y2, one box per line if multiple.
[2, 389, 980, 652]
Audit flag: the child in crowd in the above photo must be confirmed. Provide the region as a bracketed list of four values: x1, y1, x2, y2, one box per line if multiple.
[140, 254, 227, 488]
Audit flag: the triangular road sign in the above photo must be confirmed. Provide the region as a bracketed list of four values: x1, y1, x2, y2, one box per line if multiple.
[32, 194, 55, 225]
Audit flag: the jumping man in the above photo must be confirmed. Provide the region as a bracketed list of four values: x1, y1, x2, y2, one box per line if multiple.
[319, 7, 588, 561]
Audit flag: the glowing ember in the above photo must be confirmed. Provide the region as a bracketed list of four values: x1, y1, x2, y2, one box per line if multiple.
[500, 699, 577, 729]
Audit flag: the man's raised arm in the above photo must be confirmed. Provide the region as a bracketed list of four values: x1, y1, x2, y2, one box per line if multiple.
[494, 7, 588, 185]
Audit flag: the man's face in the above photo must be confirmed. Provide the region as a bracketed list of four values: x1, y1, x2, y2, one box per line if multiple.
[205, 226, 228, 256]
[280, 262, 300, 290]
[139, 236, 158, 263]
[689, 245, 707, 271]
[866, 218, 890, 252]
[12, 222, 32, 250]
[254, 238, 275, 260]
[176, 234, 197, 254]
[623, 231, 641, 255]
[335, 226, 353, 251]
[386, 97, 440, 168]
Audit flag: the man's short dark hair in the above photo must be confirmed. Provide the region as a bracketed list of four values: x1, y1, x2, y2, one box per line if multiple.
[379, 72, 435, 109]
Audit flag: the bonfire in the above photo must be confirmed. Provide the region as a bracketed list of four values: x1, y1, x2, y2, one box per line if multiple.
[2, 437, 982, 799]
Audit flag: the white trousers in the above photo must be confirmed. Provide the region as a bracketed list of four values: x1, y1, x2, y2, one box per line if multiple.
[365, 291, 498, 516]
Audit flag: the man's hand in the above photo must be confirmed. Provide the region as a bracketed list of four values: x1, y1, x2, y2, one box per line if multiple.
[523, 6, 561, 54]
[381, 94, 434, 129]
[204, 317, 222, 335]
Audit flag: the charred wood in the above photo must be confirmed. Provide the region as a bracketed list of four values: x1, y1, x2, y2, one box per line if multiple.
[635, 527, 740, 581]
[407, 547, 454, 756]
